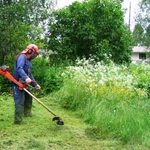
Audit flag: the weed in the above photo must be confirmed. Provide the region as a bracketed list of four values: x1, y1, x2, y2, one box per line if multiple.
[57, 57, 150, 144]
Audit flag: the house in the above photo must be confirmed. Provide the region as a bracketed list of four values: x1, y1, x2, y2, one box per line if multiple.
[38, 47, 150, 64]
[132, 46, 150, 64]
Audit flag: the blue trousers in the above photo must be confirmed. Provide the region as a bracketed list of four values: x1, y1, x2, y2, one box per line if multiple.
[12, 85, 32, 123]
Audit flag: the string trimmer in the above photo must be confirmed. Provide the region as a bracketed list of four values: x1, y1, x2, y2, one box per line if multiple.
[0, 65, 64, 125]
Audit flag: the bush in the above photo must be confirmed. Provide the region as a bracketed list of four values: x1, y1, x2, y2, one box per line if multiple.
[0, 56, 65, 95]
[32, 57, 64, 95]
[0, 55, 15, 94]
[129, 63, 150, 97]
[47, 0, 132, 64]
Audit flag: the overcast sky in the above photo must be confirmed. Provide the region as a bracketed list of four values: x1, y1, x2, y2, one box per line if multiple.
[56, 0, 141, 31]
[122, 0, 140, 30]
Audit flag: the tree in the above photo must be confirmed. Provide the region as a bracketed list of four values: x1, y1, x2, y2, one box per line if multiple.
[0, 0, 56, 65]
[132, 24, 144, 46]
[144, 25, 150, 46]
[133, 0, 150, 46]
[47, 0, 132, 64]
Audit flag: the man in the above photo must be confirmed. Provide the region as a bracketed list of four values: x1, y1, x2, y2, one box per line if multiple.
[12, 44, 41, 124]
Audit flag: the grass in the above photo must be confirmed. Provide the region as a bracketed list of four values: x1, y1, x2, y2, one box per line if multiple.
[55, 76, 150, 143]
[0, 94, 150, 150]
[57, 59, 150, 145]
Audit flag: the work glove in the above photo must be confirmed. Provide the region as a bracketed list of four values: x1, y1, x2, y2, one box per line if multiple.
[35, 84, 41, 90]
[25, 77, 32, 84]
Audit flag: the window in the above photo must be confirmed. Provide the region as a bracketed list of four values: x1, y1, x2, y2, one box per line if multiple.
[139, 53, 146, 59]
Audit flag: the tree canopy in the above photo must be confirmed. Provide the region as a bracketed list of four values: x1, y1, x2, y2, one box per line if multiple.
[133, 0, 150, 46]
[0, 0, 55, 65]
[47, 0, 132, 64]
[132, 24, 144, 46]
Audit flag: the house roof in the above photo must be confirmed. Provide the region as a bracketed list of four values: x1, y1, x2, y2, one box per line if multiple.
[132, 46, 150, 53]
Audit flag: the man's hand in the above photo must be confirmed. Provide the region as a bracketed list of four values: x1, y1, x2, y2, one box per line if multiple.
[35, 84, 41, 90]
[25, 77, 32, 84]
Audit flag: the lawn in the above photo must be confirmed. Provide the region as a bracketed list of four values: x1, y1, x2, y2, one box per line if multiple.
[0, 94, 149, 150]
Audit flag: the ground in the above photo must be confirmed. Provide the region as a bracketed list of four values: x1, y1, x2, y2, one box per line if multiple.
[0, 95, 149, 150]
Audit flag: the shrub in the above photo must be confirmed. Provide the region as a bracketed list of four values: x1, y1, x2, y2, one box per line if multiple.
[129, 63, 150, 97]
[0, 55, 15, 94]
[32, 57, 64, 95]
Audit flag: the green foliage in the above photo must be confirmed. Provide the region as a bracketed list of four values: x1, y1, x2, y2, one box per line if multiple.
[144, 25, 150, 46]
[0, 0, 55, 64]
[0, 76, 12, 93]
[53, 57, 150, 144]
[134, 0, 150, 46]
[1, 95, 147, 149]
[132, 23, 150, 46]
[0, 55, 2, 67]
[32, 57, 64, 95]
[84, 84, 149, 143]
[0, 55, 15, 94]
[43, 66, 64, 93]
[0, 56, 64, 95]
[129, 63, 150, 97]
[132, 24, 144, 46]
[47, 0, 132, 64]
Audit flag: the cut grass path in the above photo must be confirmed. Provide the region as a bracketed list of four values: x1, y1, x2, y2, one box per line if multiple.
[0, 94, 148, 150]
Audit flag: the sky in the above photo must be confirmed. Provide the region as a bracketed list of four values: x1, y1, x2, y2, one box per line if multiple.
[56, 0, 83, 8]
[122, 0, 140, 30]
[56, 0, 141, 31]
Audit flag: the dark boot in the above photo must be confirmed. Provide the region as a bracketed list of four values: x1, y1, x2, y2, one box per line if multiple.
[24, 91, 32, 117]
[14, 108, 23, 124]
[12, 85, 25, 124]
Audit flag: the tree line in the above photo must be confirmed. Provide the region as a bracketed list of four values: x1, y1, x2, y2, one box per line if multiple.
[132, 0, 150, 46]
[1, 0, 147, 66]
[0, 0, 54, 65]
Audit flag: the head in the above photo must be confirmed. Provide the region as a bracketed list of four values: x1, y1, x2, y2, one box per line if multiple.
[21, 44, 39, 60]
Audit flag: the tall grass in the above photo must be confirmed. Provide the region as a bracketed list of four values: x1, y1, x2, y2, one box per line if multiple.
[54, 57, 150, 144]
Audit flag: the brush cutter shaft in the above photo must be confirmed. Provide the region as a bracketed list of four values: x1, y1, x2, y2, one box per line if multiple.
[23, 88, 57, 116]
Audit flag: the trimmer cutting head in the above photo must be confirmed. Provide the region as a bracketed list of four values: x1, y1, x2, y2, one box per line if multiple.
[52, 116, 64, 125]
